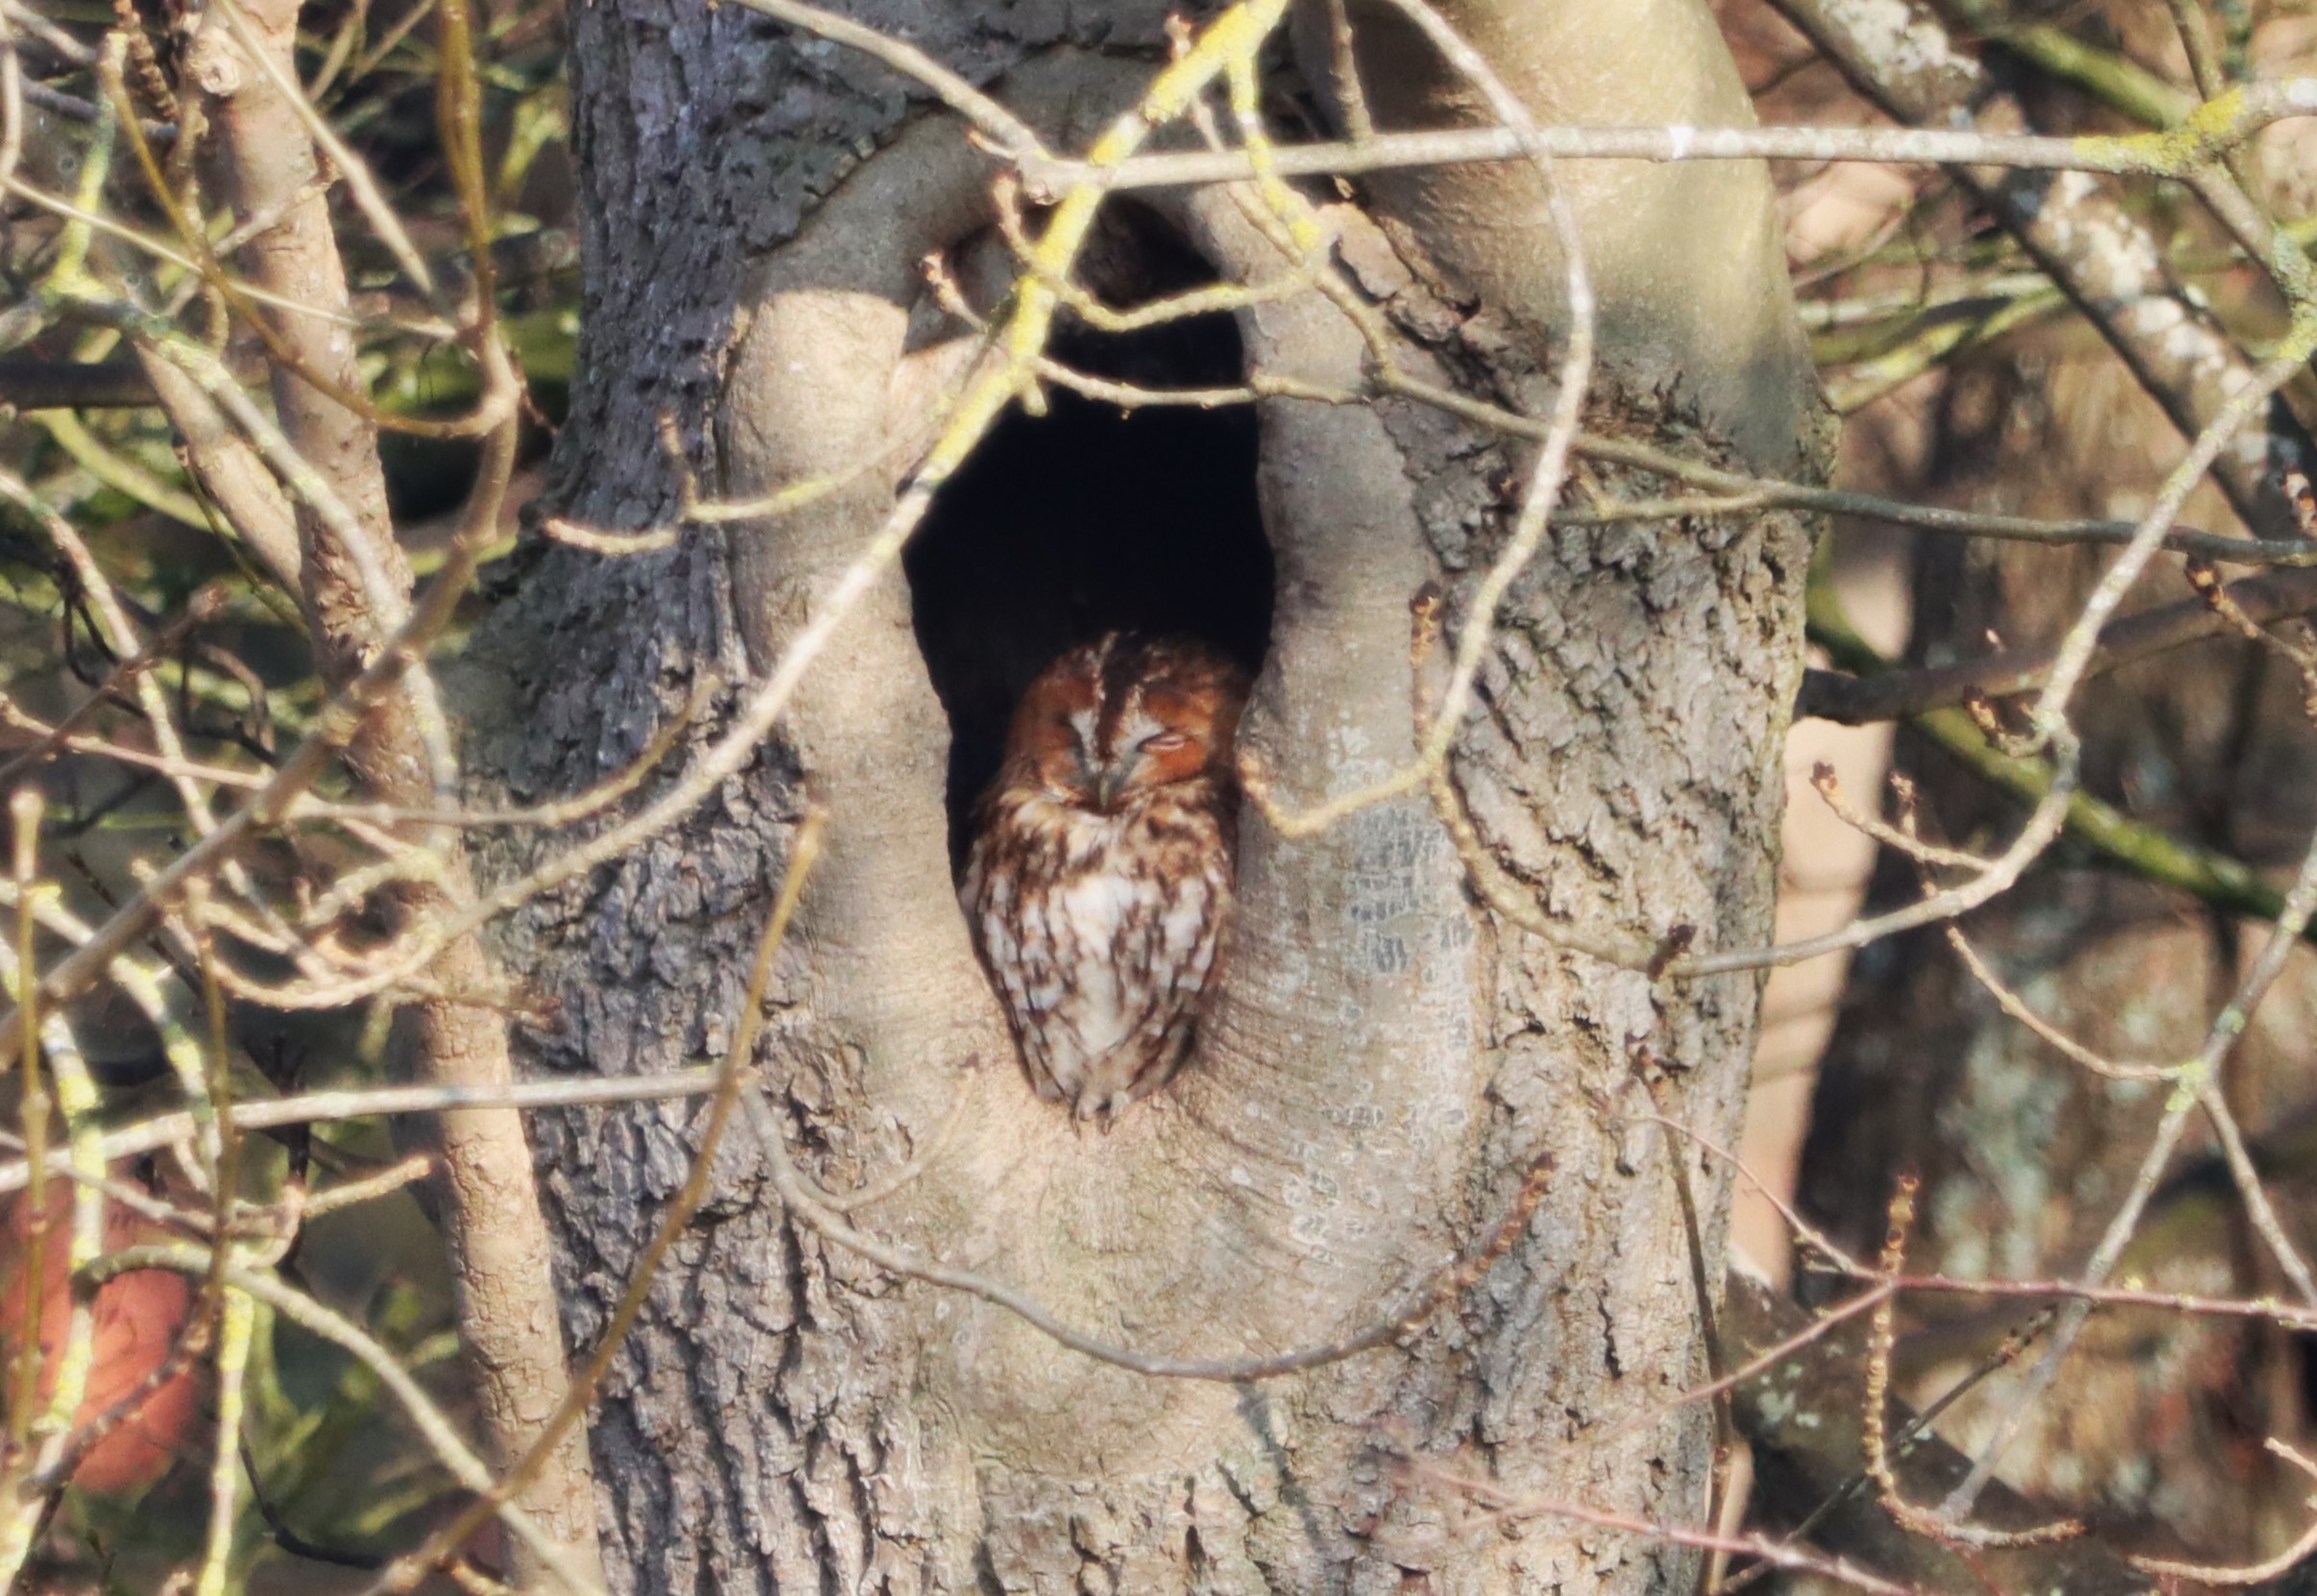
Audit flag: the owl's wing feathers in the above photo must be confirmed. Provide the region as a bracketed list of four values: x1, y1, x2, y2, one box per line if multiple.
[962, 788, 1234, 1116]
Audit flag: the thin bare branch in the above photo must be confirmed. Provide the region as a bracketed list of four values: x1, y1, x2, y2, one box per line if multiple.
[1018, 85, 2317, 194]
[1861, 1176, 2084, 1549]
[0, 1071, 720, 1198]
[2132, 1440, 2317, 1584]
[1943, 804, 2317, 1514]
[1799, 566, 2317, 725]
[1402, 1453, 1920, 1596]
[88, 1244, 606, 1596]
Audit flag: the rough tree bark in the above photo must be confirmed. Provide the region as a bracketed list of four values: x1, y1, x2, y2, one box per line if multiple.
[455, 1, 1826, 1589]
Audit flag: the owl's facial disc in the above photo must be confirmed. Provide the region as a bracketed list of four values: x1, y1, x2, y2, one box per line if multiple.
[1002, 634, 1244, 815]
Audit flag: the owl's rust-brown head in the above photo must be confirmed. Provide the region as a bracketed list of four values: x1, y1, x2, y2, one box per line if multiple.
[998, 633, 1248, 815]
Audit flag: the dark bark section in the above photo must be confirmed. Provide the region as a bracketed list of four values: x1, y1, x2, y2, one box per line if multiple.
[1725, 1274, 2156, 1596]
[456, 3, 1821, 1589]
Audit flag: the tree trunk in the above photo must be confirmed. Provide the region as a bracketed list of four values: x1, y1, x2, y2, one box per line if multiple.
[455, 2, 1825, 1589]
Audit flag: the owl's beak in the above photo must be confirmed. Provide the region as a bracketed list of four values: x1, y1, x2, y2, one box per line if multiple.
[1090, 763, 1123, 812]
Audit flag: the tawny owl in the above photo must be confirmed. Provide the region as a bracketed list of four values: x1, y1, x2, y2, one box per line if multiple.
[961, 633, 1250, 1121]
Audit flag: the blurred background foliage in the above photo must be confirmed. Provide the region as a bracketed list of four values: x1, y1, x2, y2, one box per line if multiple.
[2, 0, 570, 1583]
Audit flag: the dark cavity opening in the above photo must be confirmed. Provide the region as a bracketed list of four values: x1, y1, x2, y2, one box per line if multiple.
[906, 204, 1275, 868]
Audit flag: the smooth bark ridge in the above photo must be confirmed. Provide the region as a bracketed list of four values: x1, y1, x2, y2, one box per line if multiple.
[1294, 0, 1824, 480]
[462, 4, 1824, 1589]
